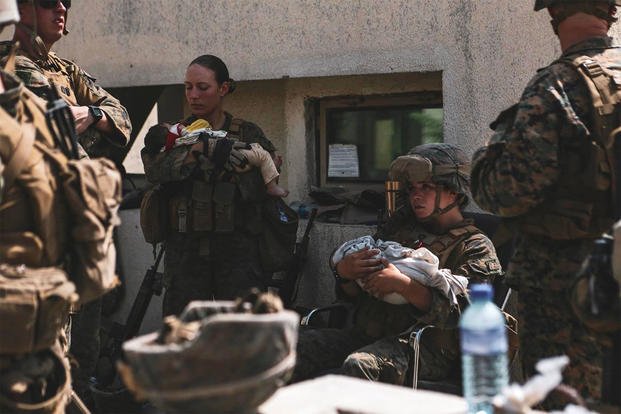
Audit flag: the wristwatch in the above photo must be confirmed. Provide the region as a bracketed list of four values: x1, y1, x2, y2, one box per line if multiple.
[88, 105, 104, 125]
[331, 262, 349, 284]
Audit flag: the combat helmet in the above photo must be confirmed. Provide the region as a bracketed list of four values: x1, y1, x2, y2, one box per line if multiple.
[388, 143, 470, 220]
[535, 0, 621, 11]
[535, 0, 620, 31]
[119, 298, 299, 414]
[0, 0, 18, 29]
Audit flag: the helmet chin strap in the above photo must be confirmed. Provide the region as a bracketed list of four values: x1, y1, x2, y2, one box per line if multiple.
[417, 186, 463, 223]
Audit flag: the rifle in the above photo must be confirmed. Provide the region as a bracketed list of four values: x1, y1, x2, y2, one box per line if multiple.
[97, 245, 165, 386]
[281, 208, 318, 309]
[45, 82, 79, 160]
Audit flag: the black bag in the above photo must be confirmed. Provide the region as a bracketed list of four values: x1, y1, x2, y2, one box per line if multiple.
[259, 198, 299, 273]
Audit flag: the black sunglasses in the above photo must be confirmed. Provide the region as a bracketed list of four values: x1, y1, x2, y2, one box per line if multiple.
[36, 0, 71, 10]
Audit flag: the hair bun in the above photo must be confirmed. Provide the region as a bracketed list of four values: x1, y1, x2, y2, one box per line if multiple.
[227, 78, 237, 94]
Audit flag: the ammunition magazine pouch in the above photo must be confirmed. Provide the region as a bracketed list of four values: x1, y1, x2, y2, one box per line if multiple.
[259, 198, 299, 273]
[189, 181, 213, 232]
[0, 264, 77, 354]
[166, 180, 237, 234]
[213, 181, 236, 233]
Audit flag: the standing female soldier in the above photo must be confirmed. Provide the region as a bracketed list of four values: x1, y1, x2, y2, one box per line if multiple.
[142, 55, 280, 316]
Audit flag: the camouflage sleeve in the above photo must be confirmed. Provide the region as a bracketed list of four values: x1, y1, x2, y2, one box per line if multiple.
[471, 69, 569, 217]
[413, 233, 502, 329]
[240, 121, 276, 153]
[68, 62, 132, 147]
[141, 146, 196, 184]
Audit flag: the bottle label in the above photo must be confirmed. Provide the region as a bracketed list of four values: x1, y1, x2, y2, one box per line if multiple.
[461, 325, 508, 355]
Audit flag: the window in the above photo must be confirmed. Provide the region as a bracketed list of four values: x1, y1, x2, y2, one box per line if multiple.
[318, 92, 443, 189]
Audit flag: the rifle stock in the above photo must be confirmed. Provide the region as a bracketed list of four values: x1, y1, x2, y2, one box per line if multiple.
[281, 208, 318, 308]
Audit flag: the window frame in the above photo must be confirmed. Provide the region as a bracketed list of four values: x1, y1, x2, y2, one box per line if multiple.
[317, 91, 443, 191]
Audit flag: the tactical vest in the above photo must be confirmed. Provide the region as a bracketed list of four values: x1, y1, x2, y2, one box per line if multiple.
[166, 117, 266, 236]
[517, 49, 620, 240]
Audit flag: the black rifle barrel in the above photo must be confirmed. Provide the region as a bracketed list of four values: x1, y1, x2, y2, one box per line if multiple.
[122, 245, 165, 342]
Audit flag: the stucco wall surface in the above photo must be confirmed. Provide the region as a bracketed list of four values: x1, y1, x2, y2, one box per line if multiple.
[59, 1, 549, 87]
[59, 1, 618, 197]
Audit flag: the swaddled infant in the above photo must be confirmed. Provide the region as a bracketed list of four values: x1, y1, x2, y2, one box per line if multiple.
[331, 236, 468, 305]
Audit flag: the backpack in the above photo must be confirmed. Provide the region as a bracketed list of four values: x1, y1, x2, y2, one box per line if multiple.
[35, 141, 122, 304]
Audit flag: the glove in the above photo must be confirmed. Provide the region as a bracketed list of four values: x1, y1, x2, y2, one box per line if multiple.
[204, 137, 251, 171]
[143, 124, 169, 154]
[228, 141, 251, 171]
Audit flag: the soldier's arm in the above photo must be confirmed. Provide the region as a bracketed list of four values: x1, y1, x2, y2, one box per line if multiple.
[471, 72, 564, 217]
[70, 64, 132, 147]
[412, 235, 502, 329]
[239, 122, 277, 153]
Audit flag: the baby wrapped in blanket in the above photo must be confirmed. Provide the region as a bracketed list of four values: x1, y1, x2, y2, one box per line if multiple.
[332, 236, 469, 305]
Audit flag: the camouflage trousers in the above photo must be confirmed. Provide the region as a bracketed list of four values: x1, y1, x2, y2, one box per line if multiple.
[163, 231, 266, 316]
[518, 287, 610, 409]
[290, 326, 456, 385]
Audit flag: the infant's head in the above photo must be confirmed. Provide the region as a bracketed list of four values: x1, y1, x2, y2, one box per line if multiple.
[144, 123, 172, 154]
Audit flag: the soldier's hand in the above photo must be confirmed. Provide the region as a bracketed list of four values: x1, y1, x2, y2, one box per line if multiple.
[70, 105, 92, 134]
[336, 247, 383, 281]
[361, 259, 409, 297]
[227, 141, 251, 171]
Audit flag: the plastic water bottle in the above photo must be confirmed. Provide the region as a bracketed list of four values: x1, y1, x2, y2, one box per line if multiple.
[460, 284, 508, 414]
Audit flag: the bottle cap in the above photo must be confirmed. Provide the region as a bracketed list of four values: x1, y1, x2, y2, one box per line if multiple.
[469, 283, 493, 301]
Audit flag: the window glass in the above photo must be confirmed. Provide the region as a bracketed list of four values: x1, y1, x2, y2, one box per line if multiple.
[325, 106, 443, 183]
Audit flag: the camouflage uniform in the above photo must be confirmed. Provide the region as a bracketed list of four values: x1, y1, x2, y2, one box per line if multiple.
[471, 37, 619, 405]
[0, 43, 132, 157]
[0, 43, 132, 403]
[292, 206, 502, 384]
[0, 68, 73, 413]
[142, 112, 277, 317]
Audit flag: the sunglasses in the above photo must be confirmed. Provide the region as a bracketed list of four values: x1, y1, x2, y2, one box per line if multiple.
[36, 0, 71, 10]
